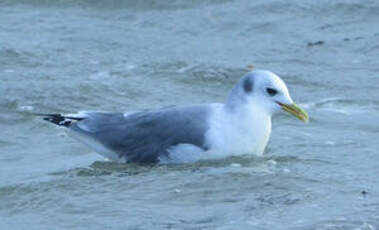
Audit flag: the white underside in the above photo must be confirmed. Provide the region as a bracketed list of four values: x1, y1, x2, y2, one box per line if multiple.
[161, 144, 205, 163]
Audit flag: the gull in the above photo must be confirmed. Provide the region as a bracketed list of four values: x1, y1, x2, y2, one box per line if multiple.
[37, 70, 308, 163]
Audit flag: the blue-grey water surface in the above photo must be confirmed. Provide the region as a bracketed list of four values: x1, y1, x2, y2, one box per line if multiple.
[1, 0, 379, 229]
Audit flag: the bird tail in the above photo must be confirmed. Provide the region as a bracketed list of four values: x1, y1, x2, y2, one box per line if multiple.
[34, 113, 84, 127]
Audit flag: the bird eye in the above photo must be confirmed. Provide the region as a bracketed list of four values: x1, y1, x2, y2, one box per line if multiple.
[266, 88, 278, 96]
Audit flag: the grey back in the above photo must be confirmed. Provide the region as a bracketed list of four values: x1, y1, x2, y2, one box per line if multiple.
[70, 105, 211, 163]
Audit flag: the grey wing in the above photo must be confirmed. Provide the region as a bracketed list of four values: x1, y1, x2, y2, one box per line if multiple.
[69, 105, 210, 163]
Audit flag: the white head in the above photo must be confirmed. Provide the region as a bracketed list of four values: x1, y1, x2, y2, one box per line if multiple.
[227, 70, 308, 122]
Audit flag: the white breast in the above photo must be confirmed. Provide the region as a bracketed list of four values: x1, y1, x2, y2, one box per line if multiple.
[204, 103, 272, 160]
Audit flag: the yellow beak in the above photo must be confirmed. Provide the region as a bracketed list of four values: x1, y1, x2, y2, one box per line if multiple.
[280, 103, 309, 123]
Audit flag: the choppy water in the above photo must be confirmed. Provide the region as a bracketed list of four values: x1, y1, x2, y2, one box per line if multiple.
[1, 0, 379, 229]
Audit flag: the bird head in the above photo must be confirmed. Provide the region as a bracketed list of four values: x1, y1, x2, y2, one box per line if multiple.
[228, 70, 309, 122]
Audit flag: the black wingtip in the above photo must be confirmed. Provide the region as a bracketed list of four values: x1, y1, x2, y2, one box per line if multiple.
[34, 113, 82, 127]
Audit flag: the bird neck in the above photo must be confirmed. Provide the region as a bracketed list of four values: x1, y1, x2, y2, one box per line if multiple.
[220, 100, 272, 156]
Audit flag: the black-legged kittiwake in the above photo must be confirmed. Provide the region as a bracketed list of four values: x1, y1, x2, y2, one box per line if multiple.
[37, 70, 308, 164]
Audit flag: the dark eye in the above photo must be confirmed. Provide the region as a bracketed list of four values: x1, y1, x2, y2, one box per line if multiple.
[266, 88, 278, 96]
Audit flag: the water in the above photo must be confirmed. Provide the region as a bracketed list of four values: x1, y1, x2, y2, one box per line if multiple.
[1, 0, 379, 229]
